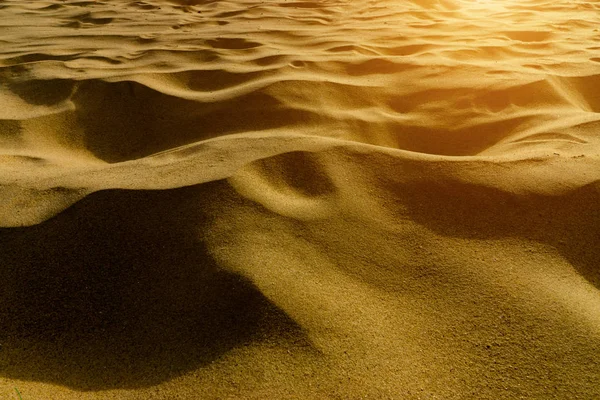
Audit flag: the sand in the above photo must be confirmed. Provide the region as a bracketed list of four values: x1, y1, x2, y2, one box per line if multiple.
[0, 0, 599, 398]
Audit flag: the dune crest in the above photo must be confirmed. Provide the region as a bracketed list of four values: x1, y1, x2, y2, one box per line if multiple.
[1, 0, 599, 398]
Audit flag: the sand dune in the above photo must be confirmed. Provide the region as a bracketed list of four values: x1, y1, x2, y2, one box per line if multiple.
[1, 0, 599, 398]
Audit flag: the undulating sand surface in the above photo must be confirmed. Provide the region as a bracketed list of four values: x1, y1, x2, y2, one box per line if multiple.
[1, 0, 600, 398]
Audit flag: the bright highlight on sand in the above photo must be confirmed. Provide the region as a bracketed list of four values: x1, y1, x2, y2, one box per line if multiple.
[0, 0, 599, 399]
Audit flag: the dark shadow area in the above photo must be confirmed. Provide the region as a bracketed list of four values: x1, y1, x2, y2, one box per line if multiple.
[3, 77, 317, 163]
[0, 119, 21, 140]
[251, 151, 337, 197]
[393, 178, 600, 289]
[0, 182, 312, 390]
[127, 1, 162, 11]
[70, 12, 114, 25]
[2, 53, 82, 66]
[5, 78, 76, 106]
[72, 80, 317, 163]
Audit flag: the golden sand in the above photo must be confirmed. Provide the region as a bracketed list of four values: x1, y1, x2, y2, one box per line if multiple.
[0, 0, 599, 398]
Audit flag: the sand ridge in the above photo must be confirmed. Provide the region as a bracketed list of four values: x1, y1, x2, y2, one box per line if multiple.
[0, 0, 599, 398]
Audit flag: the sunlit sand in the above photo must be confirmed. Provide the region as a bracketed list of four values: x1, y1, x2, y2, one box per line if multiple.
[1, 0, 599, 398]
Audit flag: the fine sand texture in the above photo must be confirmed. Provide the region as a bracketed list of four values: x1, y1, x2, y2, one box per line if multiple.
[1, 0, 600, 398]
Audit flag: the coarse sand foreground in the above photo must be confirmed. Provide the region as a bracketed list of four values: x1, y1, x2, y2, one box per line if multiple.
[0, 0, 599, 398]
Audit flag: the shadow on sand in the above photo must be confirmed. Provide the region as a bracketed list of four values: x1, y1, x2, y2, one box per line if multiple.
[0, 183, 310, 390]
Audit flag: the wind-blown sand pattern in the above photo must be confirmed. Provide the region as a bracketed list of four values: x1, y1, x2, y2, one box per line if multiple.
[1, 0, 600, 398]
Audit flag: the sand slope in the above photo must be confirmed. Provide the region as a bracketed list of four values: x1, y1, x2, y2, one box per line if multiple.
[1, 0, 599, 398]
